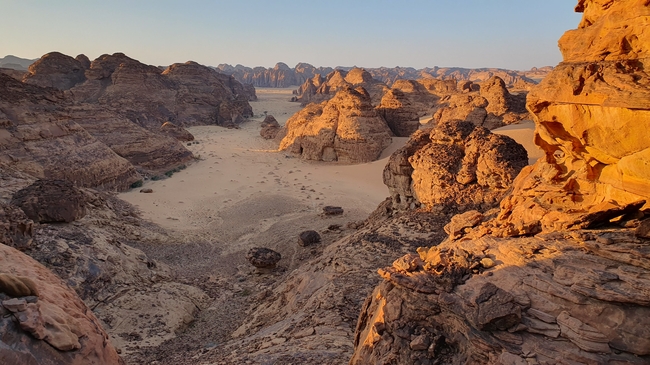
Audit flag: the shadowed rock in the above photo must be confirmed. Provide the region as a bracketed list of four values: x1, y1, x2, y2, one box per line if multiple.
[11, 180, 87, 223]
[246, 247, 282, 268]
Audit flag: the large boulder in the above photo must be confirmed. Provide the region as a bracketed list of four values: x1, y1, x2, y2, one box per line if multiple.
[11, 180, 87, 223]
[280, 86, 392, 163]
[0, 243, 124, 364]
[160, 121, 195, 142]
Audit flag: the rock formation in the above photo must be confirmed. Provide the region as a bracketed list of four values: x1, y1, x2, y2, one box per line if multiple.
[279, 86, 392, 163]
[259, 115, 281, 140]
[216, 62, 334, 88]
[384, 120, 528, 211]
[246, 247, 282, 268]
[0, 243, 124, 364]
[160, 121, 195, 142]
[376, 79, 450, 136]
[431, 76, 530, 130]
[294, 68, 389, 106]
[68, 55, 253, 129]
[0, 73, 142, 190]
[22, 51, 88, 90]
[351, 2, 650, 364]
[11, 180, 87, 223]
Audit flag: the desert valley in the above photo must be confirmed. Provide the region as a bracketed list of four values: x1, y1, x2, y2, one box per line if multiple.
[2, 1, 650, 365]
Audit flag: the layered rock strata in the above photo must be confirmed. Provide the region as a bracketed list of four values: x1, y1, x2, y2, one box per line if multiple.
[279, 86, 392, 163]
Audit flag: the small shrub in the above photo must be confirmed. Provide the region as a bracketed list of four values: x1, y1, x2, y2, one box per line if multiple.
[151, 175, 163, 181]
[164, 170, 174, 178]
[130, 180, 143, 189]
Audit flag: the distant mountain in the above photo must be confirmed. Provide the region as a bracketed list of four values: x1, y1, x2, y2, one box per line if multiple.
[215, 62, 553, 88]
[0, 55, 37, 70]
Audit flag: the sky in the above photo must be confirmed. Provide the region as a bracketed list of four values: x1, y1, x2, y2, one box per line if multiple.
[1, 0, 582, 70]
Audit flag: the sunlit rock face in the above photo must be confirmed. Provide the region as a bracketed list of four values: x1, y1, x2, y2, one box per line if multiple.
[351, 2, 650, 365]
[495, 0, 650, 236]
[279, 86, 392, 163]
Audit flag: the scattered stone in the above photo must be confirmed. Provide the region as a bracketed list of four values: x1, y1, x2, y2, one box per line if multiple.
[246, 247, 282, 268]
[2, 297, 28, 312]
[298, 230, 321, 247]
[140, 188, 153, 193]
[409, 334, 430, 351]
[635, 219, 650, 239]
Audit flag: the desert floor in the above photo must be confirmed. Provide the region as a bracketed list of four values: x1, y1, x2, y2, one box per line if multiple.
[118, 87, 541, 360]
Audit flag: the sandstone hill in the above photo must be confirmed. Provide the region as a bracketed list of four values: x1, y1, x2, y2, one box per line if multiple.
[279, 86, 392, 163]
[351, 1, 650, 364]
[295, 67, 389, 106]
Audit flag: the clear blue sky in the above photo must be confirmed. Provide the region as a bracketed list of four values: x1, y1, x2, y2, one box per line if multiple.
[1, 0, 582, 70]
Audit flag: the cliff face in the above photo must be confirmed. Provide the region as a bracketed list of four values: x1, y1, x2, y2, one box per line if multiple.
[351, 1, 650, 364]
[216, 62, 334, 88]
[279, 86, 392, 163]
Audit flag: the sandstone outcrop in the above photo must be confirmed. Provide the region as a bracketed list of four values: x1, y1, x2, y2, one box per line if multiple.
[11, 180, 87, 223]
[493, 0, 650, 236]
[259, 115, 281, 139]
[0, 243, 124, 364]
[160, 121, 195, 142]
[431, 76, 530, 129]
[295, 68, 389, 106]
[351, 2, 650, 364]
[280, 86, 392, 163]
[69, 55, 253, 129]
[377, 79, 448, 136]
[0, 73, 141, 190]
[22, 51, 87, 90]
[383, 120, 528, 211]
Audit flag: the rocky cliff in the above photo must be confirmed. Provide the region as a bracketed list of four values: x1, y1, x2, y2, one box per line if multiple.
[295, 68, 389, 106]
[279, 86, 392, 163]
[351, 1, 650, 364]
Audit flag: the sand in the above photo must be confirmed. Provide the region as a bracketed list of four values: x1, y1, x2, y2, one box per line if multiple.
[121, 90, 542, 244]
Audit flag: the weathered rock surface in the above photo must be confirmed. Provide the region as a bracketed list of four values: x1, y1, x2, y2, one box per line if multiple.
[22, 52, 88, 90]
[377, 79, 444, 137]
[0, 243, 124, 364]
[431, 76, 529, 129]
[280, 86, 392, 163]
[0, 202, 33, 251]
[295, 68, 389, 106]
[298, 230, 321, 247]
[11, 180, 87, 223]
[160, 121, 195, 142]
[246, 247, 282, 268]
[259, 115, 281, 139]
[69, 55, 254, 129]
[494, 0, 650, 236]
[384, 120, 528, 211]
[0, 73, 142, 190]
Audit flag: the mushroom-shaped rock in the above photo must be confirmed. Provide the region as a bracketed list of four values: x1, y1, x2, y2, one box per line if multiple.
[11, 180, 87, 223]
[246, 247, 281, 268]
